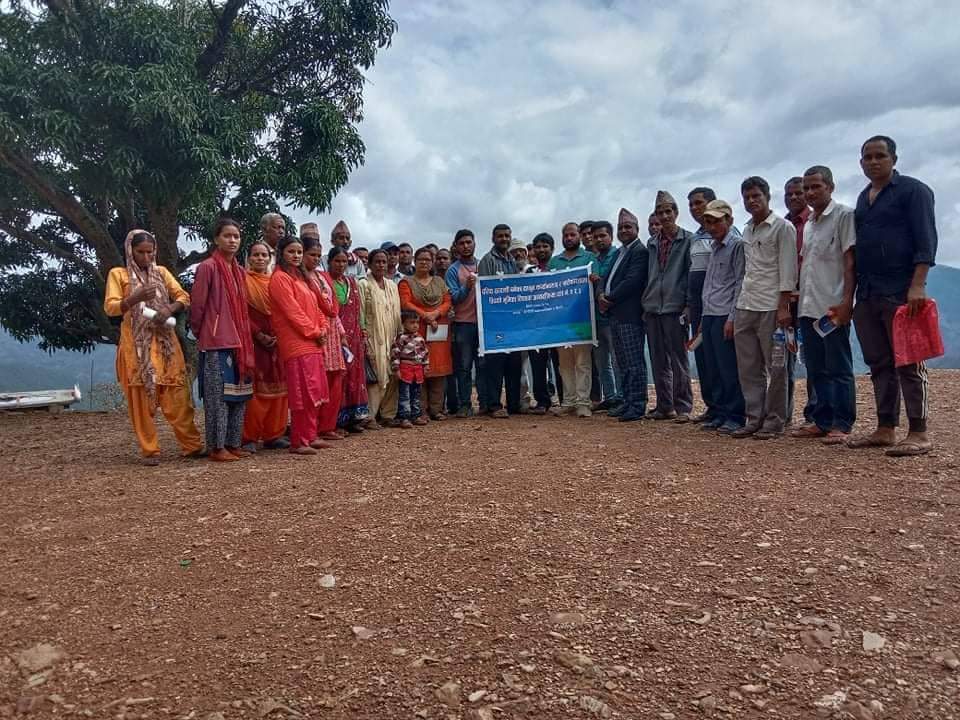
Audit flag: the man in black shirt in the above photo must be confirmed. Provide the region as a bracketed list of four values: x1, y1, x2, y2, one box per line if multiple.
[848, 135, 938, 457]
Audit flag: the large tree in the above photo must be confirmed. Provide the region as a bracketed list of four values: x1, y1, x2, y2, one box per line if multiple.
[0, 0, 395, 350]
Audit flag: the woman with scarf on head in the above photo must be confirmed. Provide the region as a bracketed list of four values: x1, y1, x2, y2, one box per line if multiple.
[189, 218, 256, 462]
[398, 247, 453, 421]
[302, 236, 347, 441]
[325, 246, 370, 431]
[240, 242, 290, 453]
[104, 230, 203, 465]
[268, 235, 331, 455]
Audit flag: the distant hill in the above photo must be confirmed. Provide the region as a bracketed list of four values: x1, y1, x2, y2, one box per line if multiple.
[1, 266, 957, 406]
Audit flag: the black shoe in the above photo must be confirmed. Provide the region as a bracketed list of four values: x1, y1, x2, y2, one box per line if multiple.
[607, 403, 625, 418]
[262, 437, 291, 450]
[619, 409, 645, 422]
[700, 418, 723, 430]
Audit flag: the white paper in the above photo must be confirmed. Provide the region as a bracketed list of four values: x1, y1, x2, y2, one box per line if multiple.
[426, 324, 449, 342]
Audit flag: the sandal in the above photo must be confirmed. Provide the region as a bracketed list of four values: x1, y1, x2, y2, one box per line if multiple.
[846, 434, 895, 449]
[141, 456, 161, 467]
[885, 441, 932, 457]
[790, 424, 826, 438]
[820, 431, 850, 445]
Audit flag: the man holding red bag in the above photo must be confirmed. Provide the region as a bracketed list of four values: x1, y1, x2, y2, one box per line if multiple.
[849, 136, 938, 457]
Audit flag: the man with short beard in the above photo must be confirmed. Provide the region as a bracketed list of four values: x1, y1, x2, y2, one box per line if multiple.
[643, 191, 695, 421]
[330, 220, 366, 278]
[478, 225, 522, 417]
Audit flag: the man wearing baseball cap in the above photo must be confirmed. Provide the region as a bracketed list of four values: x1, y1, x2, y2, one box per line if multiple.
[699, 200, 747, 433]
[380, 241, 403, 283]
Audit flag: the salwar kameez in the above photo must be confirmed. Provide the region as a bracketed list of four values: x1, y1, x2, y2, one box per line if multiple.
[358, 276, 402, 421]
[104, 266, 203, 458]
[329, 274, 369, 426]
[242, 273, 288, 445]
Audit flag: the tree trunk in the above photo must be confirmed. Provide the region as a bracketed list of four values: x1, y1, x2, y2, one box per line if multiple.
[145, 200, 182, 273]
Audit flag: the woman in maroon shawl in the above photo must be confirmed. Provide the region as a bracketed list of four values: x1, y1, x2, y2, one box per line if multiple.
[325, 247, 369, 431]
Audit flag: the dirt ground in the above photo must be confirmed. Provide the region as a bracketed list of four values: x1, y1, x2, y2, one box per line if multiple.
[1, 372, 958, 720]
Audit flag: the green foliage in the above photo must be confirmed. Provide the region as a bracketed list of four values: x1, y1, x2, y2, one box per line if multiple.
[0, 0, 396, 351]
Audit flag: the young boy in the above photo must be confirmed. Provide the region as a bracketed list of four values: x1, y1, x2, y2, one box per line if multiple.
[391, 310, 430, 428]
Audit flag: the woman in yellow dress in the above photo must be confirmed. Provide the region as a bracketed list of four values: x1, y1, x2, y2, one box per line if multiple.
[104, 230, 203, 464]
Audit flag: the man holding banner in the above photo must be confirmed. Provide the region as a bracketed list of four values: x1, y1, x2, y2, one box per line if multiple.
[475, 227, 596, 420]
[477, 225, 523, 417]
[548, 223, 595, 418]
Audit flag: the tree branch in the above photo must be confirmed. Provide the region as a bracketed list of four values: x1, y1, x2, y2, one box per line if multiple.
[196, 0, 248, 79]
[0, 218, 105, 290]
[178, 248, 211, 273]
[0, 145, 123, 270]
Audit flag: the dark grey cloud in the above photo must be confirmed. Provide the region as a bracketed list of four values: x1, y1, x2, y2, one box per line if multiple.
[294, 0, 960, 262]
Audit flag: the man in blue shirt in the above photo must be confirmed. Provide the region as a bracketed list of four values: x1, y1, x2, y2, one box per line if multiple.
[849, 135, 938, 457]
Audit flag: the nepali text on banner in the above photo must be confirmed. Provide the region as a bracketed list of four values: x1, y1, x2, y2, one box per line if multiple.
[476, 265, 597, 354]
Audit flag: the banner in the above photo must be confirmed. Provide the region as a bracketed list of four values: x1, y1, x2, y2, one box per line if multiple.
[476, 265, 597, 354]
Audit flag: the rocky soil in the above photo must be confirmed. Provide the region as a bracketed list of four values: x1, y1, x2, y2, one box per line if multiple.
[1, 373, 958, 719]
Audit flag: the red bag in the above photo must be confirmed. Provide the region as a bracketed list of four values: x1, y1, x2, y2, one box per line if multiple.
[892, 299, 944, 367]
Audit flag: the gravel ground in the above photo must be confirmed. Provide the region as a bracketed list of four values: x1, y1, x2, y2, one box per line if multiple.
[1, 373, 958, 720]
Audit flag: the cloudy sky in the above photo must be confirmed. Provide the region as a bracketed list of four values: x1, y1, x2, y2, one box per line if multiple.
[296, 0, 960, 265]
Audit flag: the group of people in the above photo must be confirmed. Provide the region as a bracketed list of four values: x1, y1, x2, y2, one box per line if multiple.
[105, 134, 938, 463]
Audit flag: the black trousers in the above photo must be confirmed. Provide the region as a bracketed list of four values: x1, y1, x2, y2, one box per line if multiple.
[480, 351, 523, 412]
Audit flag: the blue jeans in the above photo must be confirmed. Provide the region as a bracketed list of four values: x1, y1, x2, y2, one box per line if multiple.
[799, 317, 856, 433]
[452, 322, 479, 409]
[593, 322, 621, 402]
[701, 315, 745, 425]
[398, 380, 422, 420]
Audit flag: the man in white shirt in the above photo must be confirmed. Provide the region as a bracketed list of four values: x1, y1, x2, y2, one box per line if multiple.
[791, 165, 857, 444]
[732, 176, 799, 439]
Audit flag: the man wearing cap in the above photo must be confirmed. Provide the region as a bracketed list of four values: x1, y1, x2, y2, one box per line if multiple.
[548, 222, 595, 418]
[380, 241, 404, 283]
[259, 212, 286, 252]
[686, 187, 723, 425]
[330, 220, 366, 278]
[791, 165, 857, 445]
[478, 224, 523, 418]
[732, 176, 798, 440]
[699, 200, 746, 434]
[300, 223, 326, 270]
[445, 230, 482, 416]
[598, 208, 649, 422]
[849, 135, 937, 457]
[509, 237, 530, 272]
[588, 220, 622, 413]
[643, 190, 695, 421]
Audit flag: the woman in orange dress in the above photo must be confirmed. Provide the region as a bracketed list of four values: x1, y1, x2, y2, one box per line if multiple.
[241, 242, 290, 452]
[104, 230, 203, 464]
[302, 236, 348, 441]
[398, 247, 453, 420]
[268, 236, 330, 455]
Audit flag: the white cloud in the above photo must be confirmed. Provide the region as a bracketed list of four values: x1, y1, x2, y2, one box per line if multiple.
[291, 0, 960, 265]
